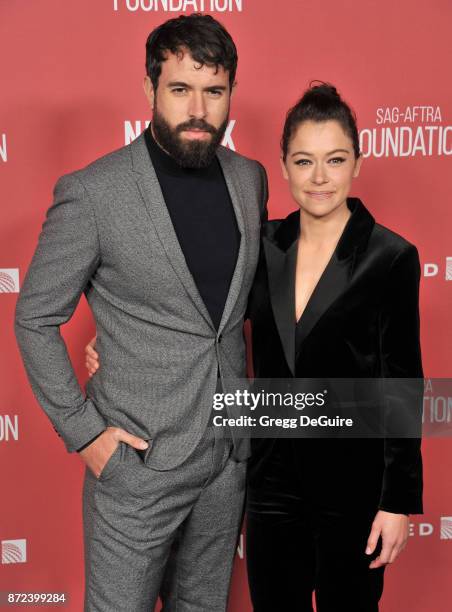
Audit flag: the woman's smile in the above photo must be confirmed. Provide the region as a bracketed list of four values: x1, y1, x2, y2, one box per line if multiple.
[305, 191, 335, 200]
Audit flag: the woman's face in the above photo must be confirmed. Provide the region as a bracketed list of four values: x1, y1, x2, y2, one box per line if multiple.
[281, 119, 362, 218]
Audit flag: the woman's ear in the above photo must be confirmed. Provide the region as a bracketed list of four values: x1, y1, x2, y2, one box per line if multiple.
[280, 156, 289, 180]
[353, 154, 363, 178]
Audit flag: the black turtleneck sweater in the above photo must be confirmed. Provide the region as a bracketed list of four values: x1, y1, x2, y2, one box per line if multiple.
[144, 125, 240, 331]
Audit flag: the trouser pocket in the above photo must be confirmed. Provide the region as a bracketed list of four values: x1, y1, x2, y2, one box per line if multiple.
[97, 442, 123, 481]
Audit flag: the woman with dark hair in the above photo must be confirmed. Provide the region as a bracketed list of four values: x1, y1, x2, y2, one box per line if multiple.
[245, 83, 423, 611]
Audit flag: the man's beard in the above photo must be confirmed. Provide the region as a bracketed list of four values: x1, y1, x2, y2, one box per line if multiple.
[152, 106, 229, 169]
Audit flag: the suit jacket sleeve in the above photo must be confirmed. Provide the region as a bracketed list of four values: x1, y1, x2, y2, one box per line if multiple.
[378, 244, 423, 514]
[15, 173, 107, 453]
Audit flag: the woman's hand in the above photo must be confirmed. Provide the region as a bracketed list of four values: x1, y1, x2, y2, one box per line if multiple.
[85, 335, 99, 377]
[366, 510, 410, 569]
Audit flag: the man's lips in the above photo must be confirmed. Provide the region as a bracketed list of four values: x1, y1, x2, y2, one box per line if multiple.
[181, 129, 211, 140]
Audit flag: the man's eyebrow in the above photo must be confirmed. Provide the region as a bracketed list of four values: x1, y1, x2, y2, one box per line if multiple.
[204, 85, 227, 91]
[291, 148, 351, 157]
[166, 81, 227, 91]
[167, 81, 191, 88]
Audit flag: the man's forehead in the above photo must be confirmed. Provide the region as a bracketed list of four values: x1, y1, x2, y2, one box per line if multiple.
[159, 49, 229, 83]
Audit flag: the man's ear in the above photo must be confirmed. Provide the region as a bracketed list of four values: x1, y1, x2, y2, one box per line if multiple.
[230, 80, 237, 98]
[143, 76, 155, 110]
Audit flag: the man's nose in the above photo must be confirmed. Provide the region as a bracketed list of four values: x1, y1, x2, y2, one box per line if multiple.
[188, 92, 207, 119]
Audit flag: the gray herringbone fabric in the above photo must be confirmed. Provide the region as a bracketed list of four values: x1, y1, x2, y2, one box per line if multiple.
[82, 429, 246, 611]
[15, 133, 267, 469]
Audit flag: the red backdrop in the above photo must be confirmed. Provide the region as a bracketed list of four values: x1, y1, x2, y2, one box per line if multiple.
[1, 1, 451, 610]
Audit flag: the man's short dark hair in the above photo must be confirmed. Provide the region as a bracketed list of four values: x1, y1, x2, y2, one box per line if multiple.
[145, 13, 238, 91]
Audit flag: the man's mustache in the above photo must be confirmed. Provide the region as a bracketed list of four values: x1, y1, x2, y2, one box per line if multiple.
[176, 120, 217, 134]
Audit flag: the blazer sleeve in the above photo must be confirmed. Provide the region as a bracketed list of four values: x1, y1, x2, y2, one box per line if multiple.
[15, 173, 107, 453]
[378, 243, 423, 514]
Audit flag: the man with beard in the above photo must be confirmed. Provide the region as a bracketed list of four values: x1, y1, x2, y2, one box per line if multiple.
[15, 14, 267, 612]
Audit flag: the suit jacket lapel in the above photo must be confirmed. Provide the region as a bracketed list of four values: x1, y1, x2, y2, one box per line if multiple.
[295, 250, 356, 351]
[130, 133, 215, 330]
[216, 147, 247, 335]
[264, 199, 375, 369]
[263, 235, 297, 375]
[295, 198, 375, 352]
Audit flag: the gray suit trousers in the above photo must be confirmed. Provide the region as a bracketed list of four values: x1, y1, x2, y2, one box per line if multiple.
[82, 423, 246, 611]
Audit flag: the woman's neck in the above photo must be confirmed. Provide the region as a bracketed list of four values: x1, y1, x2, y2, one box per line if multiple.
[299, 201, 351, 247]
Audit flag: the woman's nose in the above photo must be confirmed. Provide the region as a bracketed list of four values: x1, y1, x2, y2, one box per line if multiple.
[311, 164, 328, 184]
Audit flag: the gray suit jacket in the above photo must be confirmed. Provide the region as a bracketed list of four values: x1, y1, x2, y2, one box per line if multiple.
[15, 133, 268, 469]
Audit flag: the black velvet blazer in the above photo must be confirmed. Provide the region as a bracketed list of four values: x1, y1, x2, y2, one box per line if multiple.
[247, 198, 423, 515]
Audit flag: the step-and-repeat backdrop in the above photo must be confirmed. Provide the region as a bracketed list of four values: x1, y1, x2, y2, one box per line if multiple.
[1, 1, 451, 610]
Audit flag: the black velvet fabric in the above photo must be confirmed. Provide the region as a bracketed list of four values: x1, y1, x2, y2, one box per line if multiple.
[245, 198, 423, 610]
[246, 439, 385, 612]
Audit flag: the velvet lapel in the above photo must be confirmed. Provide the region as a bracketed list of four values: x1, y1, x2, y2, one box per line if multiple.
[264, 199, 375, 372]
[130, 133, 214, 330]
[300, 199, 376, 353]
[295, 250, 353, 351]
[263, 210, 299, 375]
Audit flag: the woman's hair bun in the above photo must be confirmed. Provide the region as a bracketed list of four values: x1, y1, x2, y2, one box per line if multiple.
[308, 81, 340, 98]
[281, 81, 360, 160]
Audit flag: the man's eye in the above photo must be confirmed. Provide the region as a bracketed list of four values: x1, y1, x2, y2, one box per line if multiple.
[208, 90, 222, 97]
[329, 157, 346, 164]
[172, 88, 187, 94]
[295, 159, 311, 166]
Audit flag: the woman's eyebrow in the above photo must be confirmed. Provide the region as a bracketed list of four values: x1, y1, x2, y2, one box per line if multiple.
[291, 148, 350, 157]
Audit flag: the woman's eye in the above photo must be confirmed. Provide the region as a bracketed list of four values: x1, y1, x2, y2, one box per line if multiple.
[295, 159, 311, 166]
[329, 157, 346, 164]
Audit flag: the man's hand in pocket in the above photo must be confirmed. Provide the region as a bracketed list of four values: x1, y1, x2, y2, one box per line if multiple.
[79, 426, 149, 479]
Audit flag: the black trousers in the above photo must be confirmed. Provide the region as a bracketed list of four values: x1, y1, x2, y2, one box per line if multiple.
[246, 439, 385, 612]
